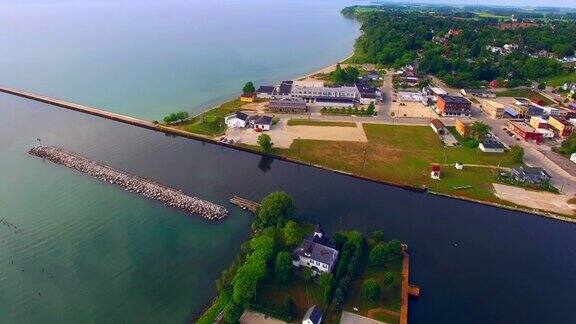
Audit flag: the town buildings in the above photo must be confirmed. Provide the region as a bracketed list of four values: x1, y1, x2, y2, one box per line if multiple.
[240, 93, 255, 102]
[479, 138, 506, 153]
[548, 116, 574, 138]
[224, 112, 249, 128]
[268, 99, 308, 114]
[292, 226, 338, 276]
[257, 80, 379, 106]
[430, 119, 446, 135]
[507, 121, 543, 144]
[460, 88, 496, 98]
[511, 166, 551, 184]
[455, 119, 471, 138]
[224, 112, 272, 131]
[481, 99, 505, 118]
[436, 95, 471, 116]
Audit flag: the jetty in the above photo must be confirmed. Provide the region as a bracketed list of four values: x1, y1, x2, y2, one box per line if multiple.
[229, 196, 260, 213]
[29, 146, 228, 220]
[0, 86, 158, 130]
[400, 244, 420, 324]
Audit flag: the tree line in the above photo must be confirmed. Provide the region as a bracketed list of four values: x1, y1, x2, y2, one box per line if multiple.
[342, 7, 576, 88]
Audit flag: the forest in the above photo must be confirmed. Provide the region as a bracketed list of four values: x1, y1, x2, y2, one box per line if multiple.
[342, 6, 576, 88]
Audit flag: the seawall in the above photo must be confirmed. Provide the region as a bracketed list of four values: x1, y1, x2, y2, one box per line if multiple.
[29, 146, 228, 220]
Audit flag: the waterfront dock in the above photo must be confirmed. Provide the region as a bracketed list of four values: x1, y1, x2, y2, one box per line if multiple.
[29, 146, 228, 220]
[229, 196, 260, 213]
[400, 244, 420, 324]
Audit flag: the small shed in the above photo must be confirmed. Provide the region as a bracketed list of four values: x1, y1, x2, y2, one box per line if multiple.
[430, 119, 446, 135]
[431, 164, 441, 180]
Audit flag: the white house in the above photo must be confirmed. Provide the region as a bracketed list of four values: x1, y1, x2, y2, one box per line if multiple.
[292, 226, 338, 276]
[571, 153, 576, 164]
[248, 115, 272, 131]
[479, 138, 506, 153]
[224, 112, 249, 128]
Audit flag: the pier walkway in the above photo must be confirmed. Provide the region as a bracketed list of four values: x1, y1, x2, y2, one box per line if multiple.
[29, 146, 228, 220]
[0, 86, 158, 130]
[400, 244, 420, 324]
[229, 196, 260, 213]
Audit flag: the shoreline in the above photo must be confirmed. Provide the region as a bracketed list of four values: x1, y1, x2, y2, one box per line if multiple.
[1, 86, 574, 223]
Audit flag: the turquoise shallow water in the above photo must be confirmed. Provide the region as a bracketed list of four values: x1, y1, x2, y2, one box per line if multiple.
[0, 0, 359, 120]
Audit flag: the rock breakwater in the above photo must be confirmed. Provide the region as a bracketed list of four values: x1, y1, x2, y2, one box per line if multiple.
[29, 146, 228, 220]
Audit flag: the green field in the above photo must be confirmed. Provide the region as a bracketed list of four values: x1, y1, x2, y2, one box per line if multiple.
[278, 124, 518, 202]
[168, 98, 252, 136]
[545, 73, 576, 87]
[287, 119, 357, 127]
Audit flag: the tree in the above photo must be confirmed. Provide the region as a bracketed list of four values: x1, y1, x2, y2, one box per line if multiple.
[510, 145, 524, 163]
[369, 243, 387, 267]
[366, 102, 376, 115]
[537, 82, 546, 90]
[557, 133, 576, 155]
[283, 220, 303, 246]
[224, 302, 244, 323]
[319, 272, 334, 304]
[274, 252, 293, 283]
[383, 272, 394, 286]
[258, 133, 273, 153]
[243, 81, 256, 94]
[372, 230, 384, 242]
[303, 267, 313, 282]
[283, 298, 296, 321]
[471, 121, 491, 141]
[362, 278, 380, 303]
[254, 192, 295, 229]
[175, 111, 189, 122]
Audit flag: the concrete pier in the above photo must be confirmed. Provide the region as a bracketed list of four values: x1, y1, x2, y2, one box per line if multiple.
[29, 146, 228, 220]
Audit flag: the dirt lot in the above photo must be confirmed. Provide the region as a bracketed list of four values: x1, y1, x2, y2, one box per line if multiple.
[391, 101, 438, 118]
[493, 183, 575, 216]
[225, 120, 368, 148]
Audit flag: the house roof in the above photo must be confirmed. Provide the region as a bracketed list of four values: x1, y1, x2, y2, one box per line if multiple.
[269, 99, 307, 109]
[294, 234, 337, 265]
[227, 111, 249, 121]
[431, 119, 445, 129]
[355, 82, 377, 94]
[303, 305, 322, 324]
[315, 97, 356, 104]
[257, 86, 275, 94]
[513, 166, 550, 178]
[438, 95, 470, 104]
[481, 138, 505, 149]
[278, 82, 293, 95]
[250, 115, 272, 126]
[432, 164, 441, 172]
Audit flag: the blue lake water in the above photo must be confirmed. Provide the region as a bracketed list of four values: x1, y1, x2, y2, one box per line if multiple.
[1, 1, 575, 324]
[0, 0, 359, 120]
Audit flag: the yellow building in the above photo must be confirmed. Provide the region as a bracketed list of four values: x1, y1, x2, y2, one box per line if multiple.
[455, 119, 471, 138]
[481, 99, 505, 118]
[240, 94, 255, 103]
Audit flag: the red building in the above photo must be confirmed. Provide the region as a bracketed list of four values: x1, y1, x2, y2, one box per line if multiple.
[436, 95, 471, 116]
[507, 121, 543, 144]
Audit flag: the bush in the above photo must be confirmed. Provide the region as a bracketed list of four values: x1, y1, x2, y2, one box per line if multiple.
[362, 278, 380, 302]
[383, 272, 394, 286]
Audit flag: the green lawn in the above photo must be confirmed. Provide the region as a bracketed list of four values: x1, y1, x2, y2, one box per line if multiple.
[169, 98, 252, 136]
[545, 73, 576, 87]
[256, 276, 325, 320]
[287, 119, 357, 127]
[496, 89, 555, 105]
[277, 124, 518, 202]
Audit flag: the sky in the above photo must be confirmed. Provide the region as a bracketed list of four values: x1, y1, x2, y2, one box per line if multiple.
[369, 0, 576, 9]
